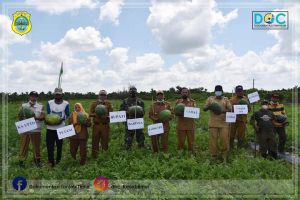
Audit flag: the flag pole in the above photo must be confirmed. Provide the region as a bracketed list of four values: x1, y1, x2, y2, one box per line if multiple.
[58, 62, 63, 88]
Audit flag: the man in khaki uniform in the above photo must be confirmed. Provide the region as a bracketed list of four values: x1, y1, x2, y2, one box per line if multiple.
[229, 85, 251, 149]
[175, 87, 196, 152]
[18, 91, 44, 168]
[89, 90, 113, 158]
[149, 90, 173, 153]
[204, 85, 232, 162]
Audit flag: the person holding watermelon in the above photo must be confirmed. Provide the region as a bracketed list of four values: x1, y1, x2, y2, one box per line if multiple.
[69, 103, 91, 165]
[149, 90, 173, 153]
[204, 85, 232, 163]
[45, 88, 70, 167]
[229, 85, 251, 149]
[120, 86, 145, 150]
[89, 90, 113, 158]
[174, 87, 196, 152]
[18, 91, 45, 168]
[268, 92, 288, 154]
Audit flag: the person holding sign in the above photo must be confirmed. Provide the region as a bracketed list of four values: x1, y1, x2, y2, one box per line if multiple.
[204, 85, 232, 163]
[175, 87, 196, 152]
[69, 103, 91, 165]
[18, 91, 44, 168]
[120, 86, 145, 150]
[268, 92, 288, 154]
[149, 90, 173, 153]
[250, 100, 277, 159]
[46, 88, 70, 167]
[89, 90, 113, 158]
[229, 85, 251, 149]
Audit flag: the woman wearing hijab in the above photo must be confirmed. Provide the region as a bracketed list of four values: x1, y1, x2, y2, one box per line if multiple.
[69, 103, 91, 165]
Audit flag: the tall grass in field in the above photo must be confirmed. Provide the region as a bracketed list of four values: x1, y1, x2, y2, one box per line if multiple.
[3, 99, 297, 180]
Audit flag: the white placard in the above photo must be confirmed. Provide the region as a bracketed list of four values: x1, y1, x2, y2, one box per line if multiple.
[234, 105, 248, 114]
[15, 117, 37, 134]
[226, 112, 237, 123]
[183, 107, 200, 119]
[57, 125, 76, 140]
[248, 91, 260, 103]
[109, 111, 127, 123]
[148, 123, 164, 136]
[127, 118, 144, 130]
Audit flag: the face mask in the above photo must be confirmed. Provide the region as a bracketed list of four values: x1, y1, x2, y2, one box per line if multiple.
[215, 91, 222, 96]
[29, 100, 36, 105]
[157, 99, 164, 103]
[262, 105, 268, 110]
[130, 90, 137, 97]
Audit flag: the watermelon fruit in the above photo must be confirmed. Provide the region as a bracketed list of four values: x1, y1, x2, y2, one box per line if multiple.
[275, 115, 287, 123]
[159, 109, 172, 122]
[175, 103, 185, 116]
[77, 112, 87, 125]
[238, 99, 249, 105]
[19, 107, 35, 119]
[128, 106, 144, 118]
[45, 114, 62, 125]
[95, 105, 107, 117]
[210, 102, 222, 115]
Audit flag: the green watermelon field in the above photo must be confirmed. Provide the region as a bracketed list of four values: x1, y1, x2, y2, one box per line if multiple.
[1, 99, 299, 198]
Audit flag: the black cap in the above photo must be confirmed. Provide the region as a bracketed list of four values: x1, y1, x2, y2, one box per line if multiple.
[261, 100, 269, 105]
[214, 85, 223, 92]
[129, 86, 137, 91]
[235, 85, 243, 92]
[29, 91, 38, 97]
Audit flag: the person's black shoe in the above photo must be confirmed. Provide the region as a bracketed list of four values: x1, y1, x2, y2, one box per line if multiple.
[138, 143, 145, 149]
[19, 161, 25, 168]
[48, 162, 55, 167]
[125, 144, 132, 150]
[34, 159, 42, 168]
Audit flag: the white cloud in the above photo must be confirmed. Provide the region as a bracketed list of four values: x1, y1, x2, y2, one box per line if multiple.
[174, 44, 297, 91]
[147, 0, 238, 54]
[266, 4, 300, 55]
[3, 26, 115, 93]
[25, 0, 97, 14]
[38, 26, 112, 62]
[3, 56, 123, 93]
[99, 0, 124, 25]
[0, 15, 30, 50]
[109, 47, 129, 70]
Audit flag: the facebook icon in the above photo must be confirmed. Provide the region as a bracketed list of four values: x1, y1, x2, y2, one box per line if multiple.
[12, 176, 27, 191]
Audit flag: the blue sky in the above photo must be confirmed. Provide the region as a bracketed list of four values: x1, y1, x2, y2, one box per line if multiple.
[0, 0, 298, 93]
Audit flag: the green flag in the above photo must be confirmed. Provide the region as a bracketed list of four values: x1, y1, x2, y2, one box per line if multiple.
[58, 62, 63, 88]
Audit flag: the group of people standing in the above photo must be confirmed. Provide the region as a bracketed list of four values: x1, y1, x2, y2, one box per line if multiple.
[17, 85, 288, 168]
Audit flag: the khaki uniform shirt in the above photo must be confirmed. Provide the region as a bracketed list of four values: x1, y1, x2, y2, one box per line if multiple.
[89, 100, 113, 124]
[230, 95, 251, 123]
[175, 98, 196, 131]
[149, 101, 172, 132]
[205, 96, 232, 128]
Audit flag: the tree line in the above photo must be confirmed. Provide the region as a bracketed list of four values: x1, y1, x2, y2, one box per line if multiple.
[2, 85, 299, 103]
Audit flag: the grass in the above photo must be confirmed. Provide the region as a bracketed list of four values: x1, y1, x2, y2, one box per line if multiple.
[3, 99, 297, 181]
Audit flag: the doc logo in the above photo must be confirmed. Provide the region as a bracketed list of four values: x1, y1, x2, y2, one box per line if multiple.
[264, 13, 274, 24]
[12, 176, 27, 191]
[252, 11, 288, 30]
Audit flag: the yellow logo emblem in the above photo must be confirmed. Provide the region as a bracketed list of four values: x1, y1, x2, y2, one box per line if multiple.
[11, 11, 32, 35]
